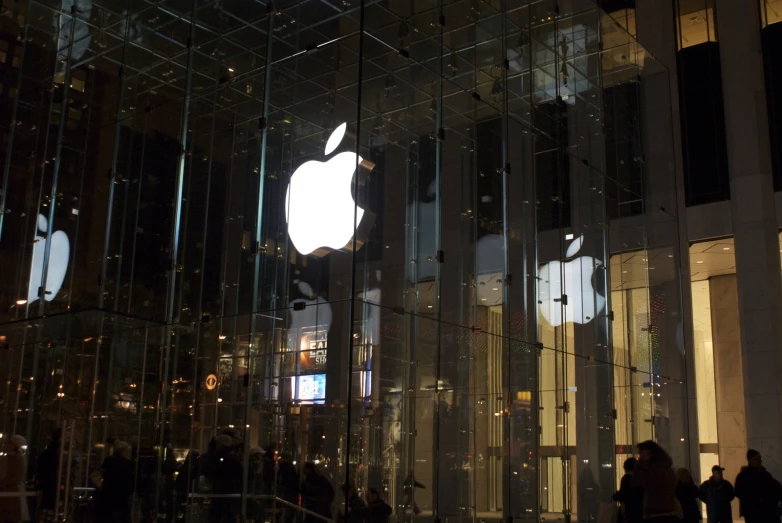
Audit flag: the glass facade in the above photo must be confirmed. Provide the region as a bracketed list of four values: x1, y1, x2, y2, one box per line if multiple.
[0, 1, 690, 522]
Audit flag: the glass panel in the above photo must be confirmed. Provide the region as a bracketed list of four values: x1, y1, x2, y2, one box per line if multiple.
[0, 1, 689, 521]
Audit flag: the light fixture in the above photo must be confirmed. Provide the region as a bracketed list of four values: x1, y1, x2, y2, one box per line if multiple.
[15, 299, 27, 305]
[218, 334, 227, 340]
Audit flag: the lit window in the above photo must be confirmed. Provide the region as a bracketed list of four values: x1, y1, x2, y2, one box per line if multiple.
[762, 0, 782, 26]
[0, 40, 9, 64]
[70, 70, 86, 93]
[676, 0, 717, 49]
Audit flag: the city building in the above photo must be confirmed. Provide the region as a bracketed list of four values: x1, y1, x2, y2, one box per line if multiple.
[2, 0, 773, 521]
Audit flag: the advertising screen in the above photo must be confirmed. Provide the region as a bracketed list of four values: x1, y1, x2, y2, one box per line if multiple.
[294, 374, 326, 403]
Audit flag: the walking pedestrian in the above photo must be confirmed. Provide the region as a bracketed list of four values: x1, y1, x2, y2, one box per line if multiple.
[97, 441, 135, 523]
[735, 450, 782, 523]
[402, 473, 425, 515]
[301, 462, 334, 523]
[614, 457, 643, 523]
[700, 465, 734, 523]
[276, 452, 299, 523]
[631, 441, 680, 523]
[341, 483, 367, 523]
[36, 429, 62, 523]
[0, 435, 29, 523]
[676, 468, 702, 523]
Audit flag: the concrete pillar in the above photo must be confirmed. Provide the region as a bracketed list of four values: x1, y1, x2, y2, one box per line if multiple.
[708, 275, 746, 507]
[715, 0, 782, 479]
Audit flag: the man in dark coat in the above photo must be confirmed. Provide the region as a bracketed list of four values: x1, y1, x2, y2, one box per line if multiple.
[36, 429, 62, 522]
[301, 462, 335, 523]
[735, 450, 782, 523]
[614, 457, 644, 523]
[276, 453, 300, 523]
[700, 465, 735, 523]
[98, 441, 135, 523]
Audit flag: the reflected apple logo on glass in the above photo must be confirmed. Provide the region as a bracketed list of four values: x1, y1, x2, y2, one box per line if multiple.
[285, 123, 366, 256]
[288, 280, 333, 347]
[538, 234, 605, 327]
[27, 214, 70, 304]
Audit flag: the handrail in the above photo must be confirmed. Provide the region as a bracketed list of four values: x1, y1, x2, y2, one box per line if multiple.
[0, 491, 39, 498]
[185, 493, 337, 523]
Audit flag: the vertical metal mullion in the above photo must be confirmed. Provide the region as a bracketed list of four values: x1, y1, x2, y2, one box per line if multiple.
[500, 0, 513, 518]
[343, 0, 367, 505]
[126, 113, 149, 314]
[65, 70, 97, 310]
[189, 87, 218, 476]
[156, 0, 198, 516]
[99, 0, 135, 309]
[431, 0, 444, 519]
[242, 3, 276, 520]
[132, 327, 150, 519]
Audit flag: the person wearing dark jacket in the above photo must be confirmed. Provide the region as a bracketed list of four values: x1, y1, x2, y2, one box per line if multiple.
[631, 441, 680, 523]
[676, 468, 703, 523]
[348, 488, 392, 523]
[700, 465, 735, 523]
[36, 429, 62, 522]
[735, 449, 782, 523]
[301, 462, 335, 523]
[340, 484, 367, 523]
[98, 441, 135, 523]
[276, 453, 300, 523]
[207, 435, 241, 523]
[614, 457, 644, 523]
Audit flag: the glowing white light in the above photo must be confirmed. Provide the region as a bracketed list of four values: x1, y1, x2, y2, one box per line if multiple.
[325, 122, 346, 155]
[285, 124, 365, 256]
[538, 234, 605, 327]
[27, 214, 70, 304]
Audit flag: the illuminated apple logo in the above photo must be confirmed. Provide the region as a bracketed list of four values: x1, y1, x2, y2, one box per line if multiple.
[27, 214, 70, 304]
[538, 234, 605, 327]
[285, 123, 365, 256]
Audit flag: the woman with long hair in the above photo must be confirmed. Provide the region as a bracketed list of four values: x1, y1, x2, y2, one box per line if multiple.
[631, 441, 680, 523]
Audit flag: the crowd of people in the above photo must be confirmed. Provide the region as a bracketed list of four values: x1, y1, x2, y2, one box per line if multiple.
[614, 441, 782, 523]
[6, 432, 782, 523]
[0, 430, 391, 523]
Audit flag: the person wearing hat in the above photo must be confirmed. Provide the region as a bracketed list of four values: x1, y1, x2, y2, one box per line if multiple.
[700, 465, 735, 523]
[734, 449, 782, 523]
[0, 435, 29, 523]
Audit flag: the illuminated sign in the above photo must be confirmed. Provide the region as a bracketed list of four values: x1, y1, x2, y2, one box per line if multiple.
[538, 234, 605, 326]
[285, 123, 366, 256]
[293, 374, 326, 403]
[205, 374, 218, 391]
[300, 340, 327, 371]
